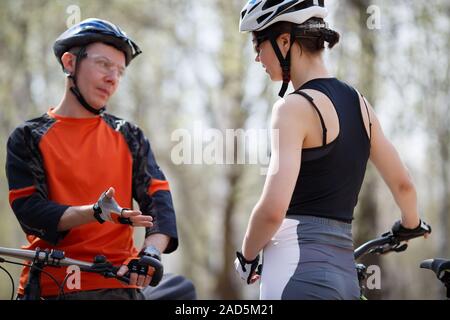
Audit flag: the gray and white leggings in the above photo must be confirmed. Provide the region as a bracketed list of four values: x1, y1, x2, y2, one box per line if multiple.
[260, 215, 360, 300]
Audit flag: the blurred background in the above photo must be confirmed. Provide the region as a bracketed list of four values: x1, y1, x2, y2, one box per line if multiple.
[0, 0, 449, 299]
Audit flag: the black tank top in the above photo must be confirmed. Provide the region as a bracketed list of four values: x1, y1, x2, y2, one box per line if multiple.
[286, 78, 371, 223]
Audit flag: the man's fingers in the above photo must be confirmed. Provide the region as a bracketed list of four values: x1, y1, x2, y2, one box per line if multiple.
[127, 273, 151, 288]
[129, 272, 138, 286]
[131, 216, 152, 222]
[116, 265, 128, 277]
[143, 276, 152, 288]
[121, 210, 142, 218]
[137, 274, 146, 287]
[105, 187, 115, 198]
[129, 215, 153, 227]
[133, 221, 153, 227]
[118, 210, 152, 227]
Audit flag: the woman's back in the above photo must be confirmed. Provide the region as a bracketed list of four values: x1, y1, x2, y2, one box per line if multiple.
[287, 78, 371, 223]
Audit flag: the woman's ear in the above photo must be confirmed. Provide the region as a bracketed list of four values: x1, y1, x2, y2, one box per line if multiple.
[61, 52, 76, 75]
[277, 33, 292, 54]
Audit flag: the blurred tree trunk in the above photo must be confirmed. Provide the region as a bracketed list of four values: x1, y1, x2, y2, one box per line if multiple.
[388, 0, 450, 260]
[430, 6, 450, 260]
[377, 0, 450, 298]
[413, 1, 450, 258]
[438, 134, 450, 257]
[0, 1, 47, 299]
[348, 0, 381, 300]
[212, 0, 249, 300]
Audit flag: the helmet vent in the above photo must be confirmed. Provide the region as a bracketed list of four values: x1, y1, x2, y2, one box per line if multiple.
[256, 12, 273, 24]
[262, 0, 285, 10]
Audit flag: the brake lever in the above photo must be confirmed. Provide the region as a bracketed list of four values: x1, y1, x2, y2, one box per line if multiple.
[116, 274, 131, 284]
[371, 244, 393, 255]
[392, 243, 408, 252]
[107, 265, 131, 284]
[371, 245, 393, 256]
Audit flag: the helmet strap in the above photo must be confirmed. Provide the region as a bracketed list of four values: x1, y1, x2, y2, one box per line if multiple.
[69, 87, 105, 115]
[269, 31, 295, 97]
[68, 47, 106, 115]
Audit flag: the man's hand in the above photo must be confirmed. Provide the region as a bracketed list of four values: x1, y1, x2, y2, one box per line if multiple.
[93, 187, 152, 227]
[117, 246, 162, 287]
[117, 256, 155, 288]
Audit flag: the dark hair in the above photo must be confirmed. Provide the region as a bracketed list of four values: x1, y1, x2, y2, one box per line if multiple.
[257, 18, 340, 54]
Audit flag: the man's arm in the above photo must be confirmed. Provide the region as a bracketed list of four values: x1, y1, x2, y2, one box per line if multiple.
[131, 127, 178, 254]
[56, 205, 96, 231]
[57, 187, 152, 231]
[143, 233, 170, 253]
[7, 126, 70, 245]
[116, 124, 178, 288]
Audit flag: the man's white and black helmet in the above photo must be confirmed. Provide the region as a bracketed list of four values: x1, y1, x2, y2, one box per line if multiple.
[239, 0, 328, 32]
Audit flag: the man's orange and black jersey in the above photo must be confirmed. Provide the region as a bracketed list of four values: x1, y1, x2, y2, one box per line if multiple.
[6, 109, 178, 297]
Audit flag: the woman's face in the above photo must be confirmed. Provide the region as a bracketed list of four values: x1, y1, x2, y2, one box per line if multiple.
[252, 33, 282, 81]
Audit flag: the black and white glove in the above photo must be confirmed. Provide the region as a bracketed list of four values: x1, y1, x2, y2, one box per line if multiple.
[391, 219, 431, 241]
[93, 191, 132, 225]
[234, 251, 261, 285]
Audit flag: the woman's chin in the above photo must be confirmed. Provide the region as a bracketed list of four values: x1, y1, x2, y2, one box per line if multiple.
[265, 70, 281, 82]
[269, 74, 282, 82]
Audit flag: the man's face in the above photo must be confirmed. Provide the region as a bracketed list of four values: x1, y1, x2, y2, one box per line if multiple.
[75, 42, 126, 109]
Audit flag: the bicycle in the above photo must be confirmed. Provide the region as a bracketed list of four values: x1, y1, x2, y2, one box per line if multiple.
[420, 258, 450, 299]
[0, 246, 163, 300]
[354, 220, 431, 299]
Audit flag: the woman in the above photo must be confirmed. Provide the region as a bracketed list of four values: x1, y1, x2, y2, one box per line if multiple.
[234, 0, 431, 300]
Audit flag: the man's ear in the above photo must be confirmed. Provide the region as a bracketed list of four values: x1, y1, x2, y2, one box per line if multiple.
[61, 52, 76, 75]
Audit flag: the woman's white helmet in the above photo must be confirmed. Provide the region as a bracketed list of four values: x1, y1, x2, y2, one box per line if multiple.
[239, 0, 328, 32]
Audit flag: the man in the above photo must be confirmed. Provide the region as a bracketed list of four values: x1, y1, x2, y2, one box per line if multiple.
[6, 18, 192, 299]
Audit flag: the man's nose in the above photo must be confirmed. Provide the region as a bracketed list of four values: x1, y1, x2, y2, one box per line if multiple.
[104, 70, 120, 85]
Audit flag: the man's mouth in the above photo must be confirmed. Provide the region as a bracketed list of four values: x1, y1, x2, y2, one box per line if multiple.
[97, 88, 110, 97]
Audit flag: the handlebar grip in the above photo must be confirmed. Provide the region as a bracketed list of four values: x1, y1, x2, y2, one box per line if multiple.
[420, 259, 433, 270]
[420, 258, 450, 279]
[140, 255, 163, 287]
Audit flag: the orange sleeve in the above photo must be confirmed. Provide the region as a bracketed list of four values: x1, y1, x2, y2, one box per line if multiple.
[9, 186, 37, 206]
[147, 178, 170, 196]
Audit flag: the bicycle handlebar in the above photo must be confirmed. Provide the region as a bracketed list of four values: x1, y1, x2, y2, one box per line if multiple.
[0, 247, 91, 268]
[420, 258, 450, 298]
[0, 246, 163, 287]
[420, 259, 450, 280]
[354, 227, 429, 261]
